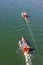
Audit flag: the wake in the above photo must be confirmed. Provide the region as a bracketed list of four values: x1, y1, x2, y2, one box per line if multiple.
[25, 19, 43, 65]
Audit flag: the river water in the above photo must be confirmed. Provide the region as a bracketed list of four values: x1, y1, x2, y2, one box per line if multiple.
[0, 0, 43, 65]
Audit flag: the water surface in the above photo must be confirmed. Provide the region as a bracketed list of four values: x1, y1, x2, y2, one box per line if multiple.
[0, 0, 43, 65]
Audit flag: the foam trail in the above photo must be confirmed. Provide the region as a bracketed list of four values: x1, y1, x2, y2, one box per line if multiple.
[24, 53, 32, 65]
[26, 19, 36, 46]
[25, 19, 43, 64]
[25, 19, 39, 53]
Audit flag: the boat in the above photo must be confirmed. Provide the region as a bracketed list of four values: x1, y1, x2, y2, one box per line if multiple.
[20, 36, 29, 45]
[21, 11, 28, 20]
[19, 36, 30, 52]
[18, 36, 32, 65]
[18, 36, 34, 53]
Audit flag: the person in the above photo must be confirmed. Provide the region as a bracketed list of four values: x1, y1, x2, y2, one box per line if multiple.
[18, 37, 32, 65]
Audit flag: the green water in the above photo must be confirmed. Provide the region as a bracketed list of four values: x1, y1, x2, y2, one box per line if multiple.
[0, 0, 43, 65]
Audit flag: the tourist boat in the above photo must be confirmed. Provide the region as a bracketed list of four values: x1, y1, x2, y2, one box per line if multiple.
[18, 36, 34, 53]
[21, 11, 28, 20]
[18, 36, 30, 49]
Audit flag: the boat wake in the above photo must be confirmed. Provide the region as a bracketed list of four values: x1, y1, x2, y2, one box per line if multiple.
[25, 19, 43, 65]
[25, 54, 32, 65]
[25, 19, 36, 46]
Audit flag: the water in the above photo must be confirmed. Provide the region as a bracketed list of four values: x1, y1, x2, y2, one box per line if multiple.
[0, 0, 43, 65]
